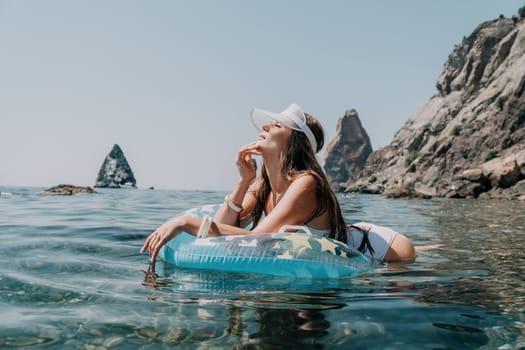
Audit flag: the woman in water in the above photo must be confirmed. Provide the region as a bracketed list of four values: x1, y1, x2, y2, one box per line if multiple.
[141, 103, 416, 264]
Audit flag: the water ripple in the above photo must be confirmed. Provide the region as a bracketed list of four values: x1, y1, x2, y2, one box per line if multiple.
[1, 187, 524, 349]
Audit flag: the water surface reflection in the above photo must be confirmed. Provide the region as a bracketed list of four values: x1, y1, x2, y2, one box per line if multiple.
[412, 199, 525, 313]
[1, 189, 524, 348]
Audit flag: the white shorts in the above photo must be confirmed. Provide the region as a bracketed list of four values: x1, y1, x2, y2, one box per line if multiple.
[346, 222, 399, 261]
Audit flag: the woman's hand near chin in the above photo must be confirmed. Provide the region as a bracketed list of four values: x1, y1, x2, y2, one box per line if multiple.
[236, 142, 261, 183]
[141, 216, 187, 264]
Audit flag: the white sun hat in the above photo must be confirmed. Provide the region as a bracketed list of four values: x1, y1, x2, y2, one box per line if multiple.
[250, 103, 317, 153]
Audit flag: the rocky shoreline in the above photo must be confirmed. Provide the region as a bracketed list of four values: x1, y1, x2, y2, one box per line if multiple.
[324, 11, 525, 201]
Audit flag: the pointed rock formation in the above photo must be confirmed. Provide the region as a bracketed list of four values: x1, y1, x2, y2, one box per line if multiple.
[324, 109, 373, 190]
[95, 144, 137, 188]
[347, 14, 525, 200]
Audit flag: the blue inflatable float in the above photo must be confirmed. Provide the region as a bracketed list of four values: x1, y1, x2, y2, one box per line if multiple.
[158, 205, 374, 278]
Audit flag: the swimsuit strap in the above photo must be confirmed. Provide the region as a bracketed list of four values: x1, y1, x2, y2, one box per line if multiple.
[350, 225, 376, 256]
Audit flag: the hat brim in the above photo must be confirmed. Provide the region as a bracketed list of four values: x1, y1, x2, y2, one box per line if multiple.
[250, 108, 301, 132]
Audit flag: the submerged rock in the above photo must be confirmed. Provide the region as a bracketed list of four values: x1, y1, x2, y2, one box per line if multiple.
[38, 184, 96, 196]
[95, 144, 136, 188]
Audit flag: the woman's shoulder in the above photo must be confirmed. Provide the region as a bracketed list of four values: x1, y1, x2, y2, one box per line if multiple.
[289, 172, 319, 191]
[291, 172, 318, 184]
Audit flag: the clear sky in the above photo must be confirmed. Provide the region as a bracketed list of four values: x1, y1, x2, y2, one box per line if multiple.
[1, 1, 523, 190]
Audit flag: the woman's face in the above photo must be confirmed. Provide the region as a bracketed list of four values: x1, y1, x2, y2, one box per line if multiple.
[256, 120, 293, 156]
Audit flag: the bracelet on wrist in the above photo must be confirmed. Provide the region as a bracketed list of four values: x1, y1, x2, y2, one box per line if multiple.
[197, 215, 212, 239]
[224, 195, 243, 213]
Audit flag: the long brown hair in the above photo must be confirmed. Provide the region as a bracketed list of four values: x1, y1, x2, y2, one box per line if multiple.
[250, 113, 348, 243]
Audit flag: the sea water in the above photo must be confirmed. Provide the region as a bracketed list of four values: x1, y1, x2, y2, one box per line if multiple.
[0, 186, 524, 349]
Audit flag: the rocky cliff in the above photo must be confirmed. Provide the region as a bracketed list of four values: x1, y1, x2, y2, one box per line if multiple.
[346, 15, 525, 200]
[95, 144, 137, 188]
[323, 109, 372, 189]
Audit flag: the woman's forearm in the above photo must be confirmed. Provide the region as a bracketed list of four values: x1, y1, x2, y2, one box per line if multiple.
[213, 179, 251, 225]
[178, 215, 252, 237]
[142, 215, 255, 264]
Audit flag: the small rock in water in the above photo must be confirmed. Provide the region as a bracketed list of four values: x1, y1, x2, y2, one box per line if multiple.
[136, 327, 158, 339]
[89, 329, 102, 336]
[103, 336, 124, 348]
[4, 336, 47, 347]
[37, 184, 96, 196]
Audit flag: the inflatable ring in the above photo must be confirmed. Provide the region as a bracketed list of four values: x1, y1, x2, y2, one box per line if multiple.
[158, 205, 374, 278]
